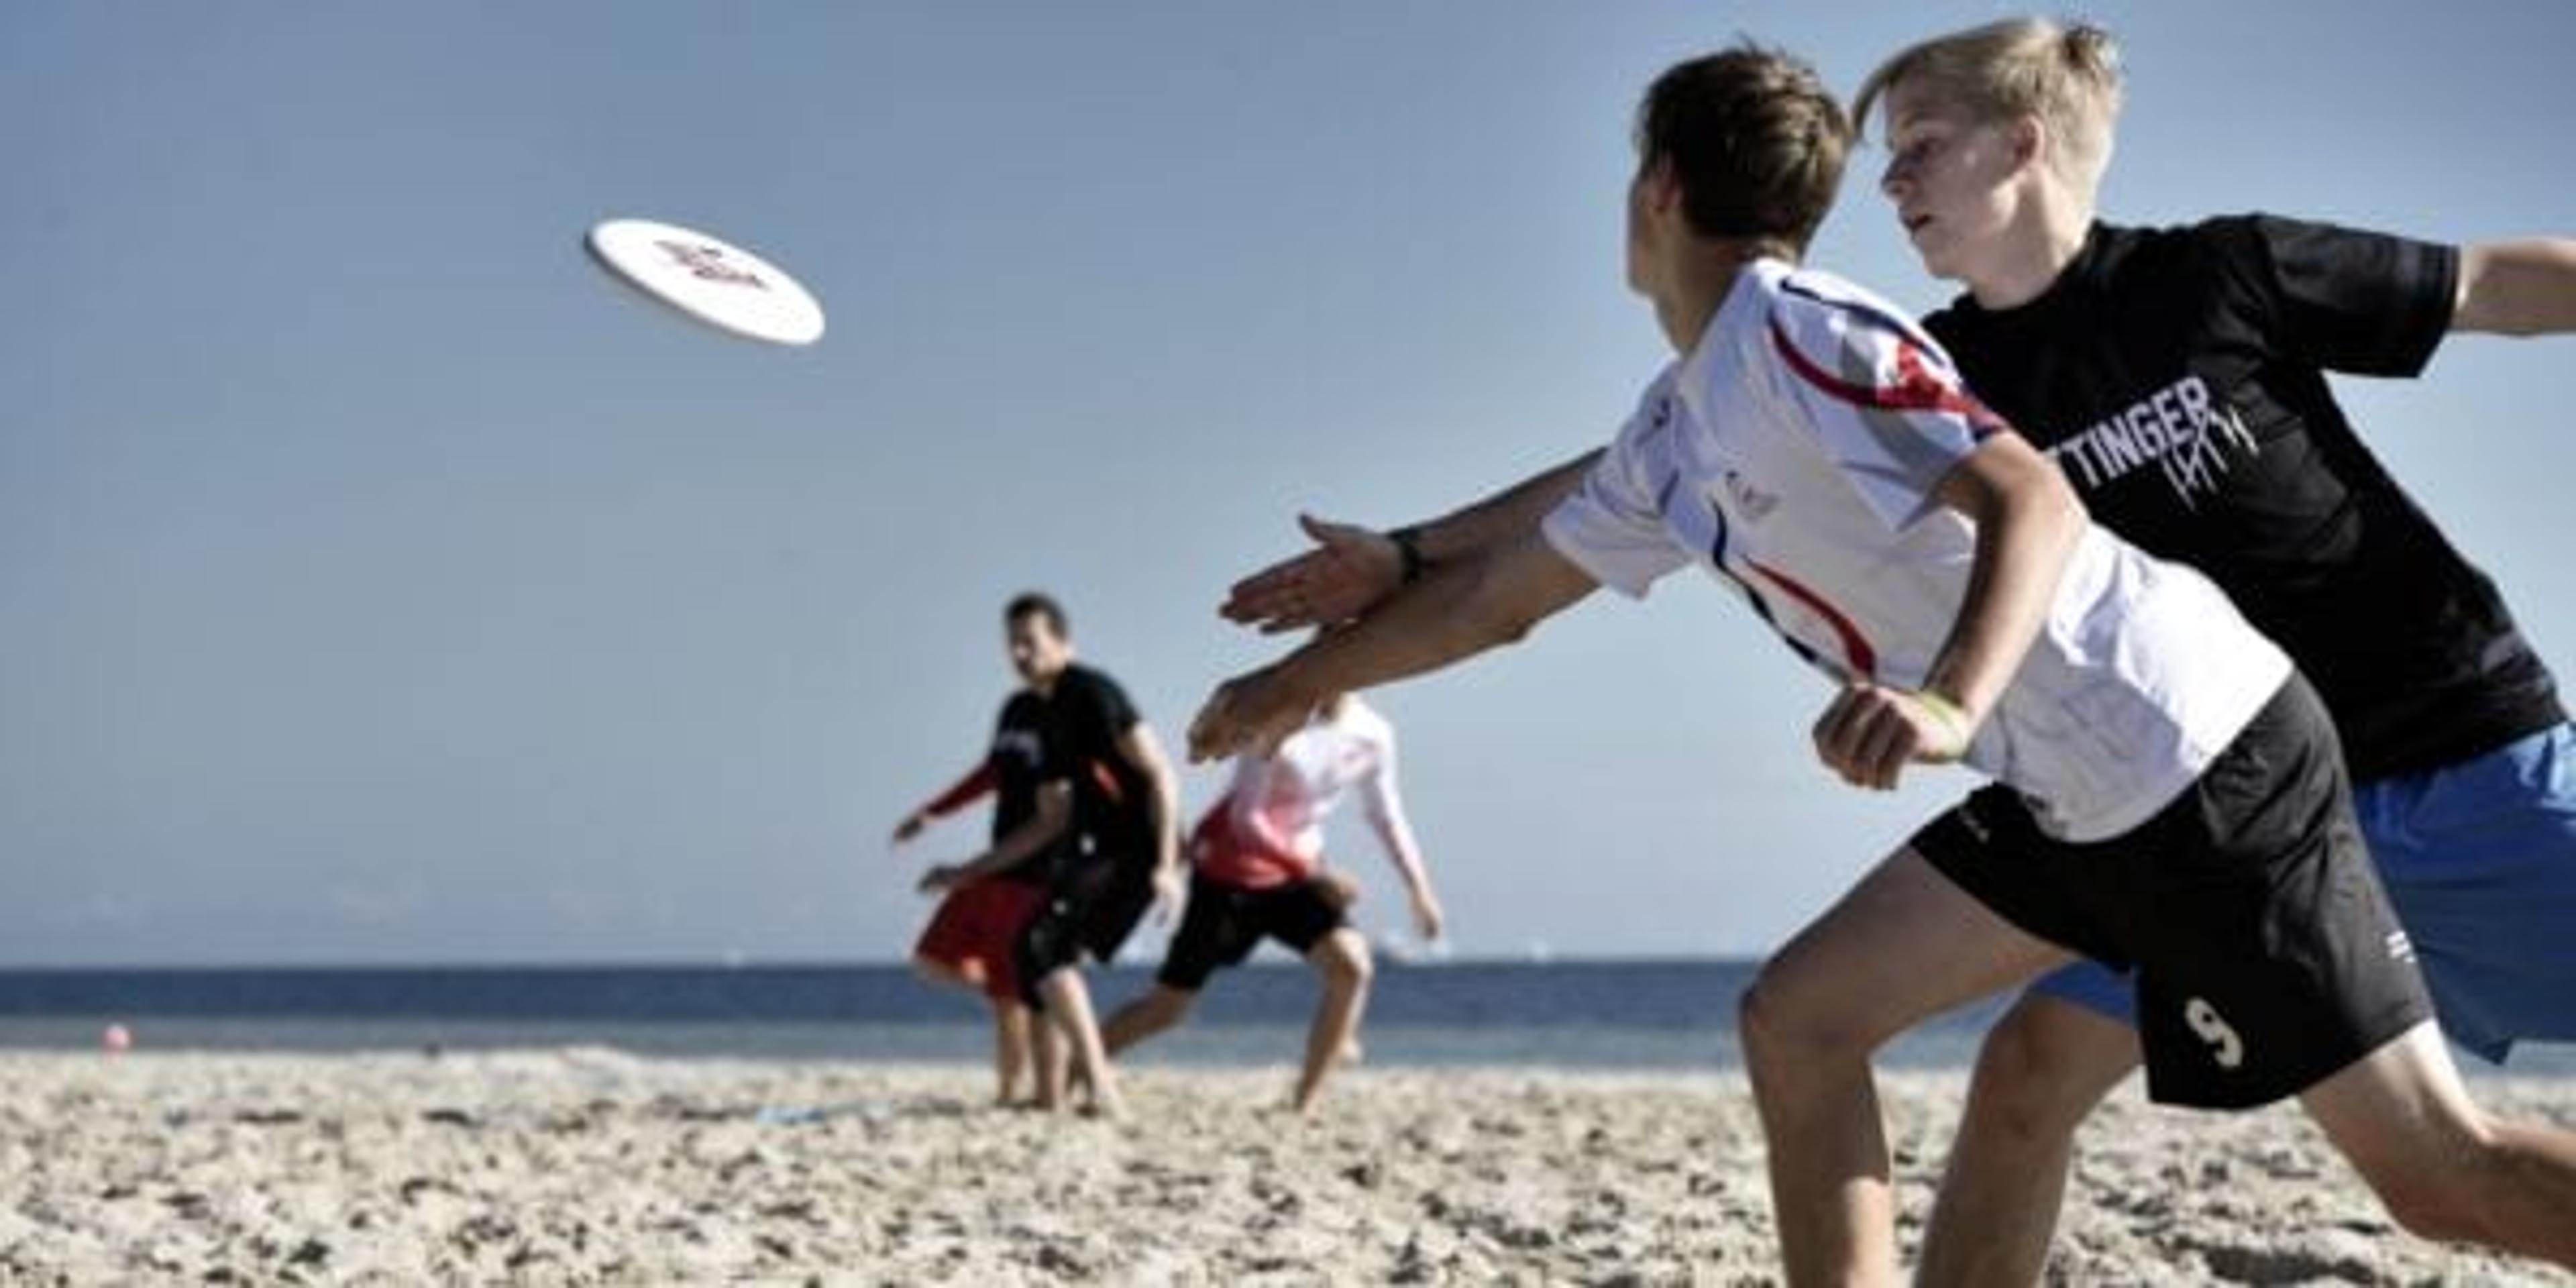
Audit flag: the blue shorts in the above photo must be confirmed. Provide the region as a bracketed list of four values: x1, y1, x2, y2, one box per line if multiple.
[2032, 724, 2576, 1064]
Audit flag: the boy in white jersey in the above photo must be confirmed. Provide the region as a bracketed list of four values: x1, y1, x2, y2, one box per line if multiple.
[1101, 692, 1444, 1113]
[1187, 42, 2576, 1283]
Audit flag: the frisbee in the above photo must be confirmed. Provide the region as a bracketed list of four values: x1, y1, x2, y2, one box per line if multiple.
[584, 217, 826, 347]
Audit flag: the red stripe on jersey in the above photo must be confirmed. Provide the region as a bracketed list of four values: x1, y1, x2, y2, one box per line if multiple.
[1769, 318, 2008, 438]
[1748, 558, 1878, 680]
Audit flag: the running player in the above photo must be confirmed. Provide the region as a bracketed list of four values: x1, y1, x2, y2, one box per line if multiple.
[989, 592, 1185, 1117]
[1099, 691, 1444, 1113]
[1849, 19, 2576, 1281]
[1188, 43, 2576, 1281]
[892, 735, 1059, 1107]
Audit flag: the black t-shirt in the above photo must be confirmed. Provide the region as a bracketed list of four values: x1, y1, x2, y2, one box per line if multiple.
[1926, 216, 2561, 781]
[1047, 663, 1155, 858]
[985, 690, 1069, 885]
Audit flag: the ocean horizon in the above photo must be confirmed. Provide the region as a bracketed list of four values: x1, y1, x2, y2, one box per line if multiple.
[4, 958, 2569, 1078]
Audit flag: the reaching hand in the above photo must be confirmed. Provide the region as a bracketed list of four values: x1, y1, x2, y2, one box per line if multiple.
[1409, 892, 1446, 943]
[916, 863, 963, 895]
[890, 812, 929, 845]
[1812, 682, 1974, 791]
[1218, 515, 1405, 634]
[1188, 666, 1319, 763]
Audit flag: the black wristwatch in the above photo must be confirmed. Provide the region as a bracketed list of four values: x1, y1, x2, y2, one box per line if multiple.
[1389, 525, 1428, 585]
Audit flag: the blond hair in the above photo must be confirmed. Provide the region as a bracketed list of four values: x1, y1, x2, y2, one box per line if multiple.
[1854, 18, 2123, 194]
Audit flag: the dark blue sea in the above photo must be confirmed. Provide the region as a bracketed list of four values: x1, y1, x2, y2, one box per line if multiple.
[2, 960, 2568, 1077]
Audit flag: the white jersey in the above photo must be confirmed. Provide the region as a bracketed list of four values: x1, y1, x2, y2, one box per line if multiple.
[1541, 259, 2290, 842]
[1199, 697, 1426, 889]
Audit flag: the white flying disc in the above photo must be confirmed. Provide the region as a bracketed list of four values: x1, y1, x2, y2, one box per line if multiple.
[584, 217, 825, 347]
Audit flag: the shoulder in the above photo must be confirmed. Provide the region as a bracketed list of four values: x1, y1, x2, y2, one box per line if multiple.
[1766, 262, 1947, 356]
[1341, 700, 1396, 747]
[1059, 663, 1140, 717]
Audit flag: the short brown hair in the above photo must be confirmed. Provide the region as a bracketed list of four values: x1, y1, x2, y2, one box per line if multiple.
[1635, 43, 1852, 258]
[1004, 591, 1067, 638]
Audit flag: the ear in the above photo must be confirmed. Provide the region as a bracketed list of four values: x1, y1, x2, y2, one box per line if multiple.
[2009, 114, 2047, 174]
[1639, 157, 1683, 213]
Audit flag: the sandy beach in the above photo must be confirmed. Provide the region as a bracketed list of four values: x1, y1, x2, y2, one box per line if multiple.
[1, 1051, 2569, 1285]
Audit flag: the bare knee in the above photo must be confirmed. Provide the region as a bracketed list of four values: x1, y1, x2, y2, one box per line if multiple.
[1738, 967, 1874, 1074]
[1316, 934, 1373, 989]
[1964, 1000, 2125, 1146]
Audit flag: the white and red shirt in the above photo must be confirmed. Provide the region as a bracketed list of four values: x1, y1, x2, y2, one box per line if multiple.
[1541, 259, 2290, 842]
[1191, 697, 1427, 891]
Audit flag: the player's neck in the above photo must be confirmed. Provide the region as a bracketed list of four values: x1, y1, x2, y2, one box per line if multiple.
[1965, 197, 2091, 311]
[1652, 245, 1757, 354]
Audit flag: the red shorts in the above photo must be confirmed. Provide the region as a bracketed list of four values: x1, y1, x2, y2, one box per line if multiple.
[912, 879, 1045, 1002]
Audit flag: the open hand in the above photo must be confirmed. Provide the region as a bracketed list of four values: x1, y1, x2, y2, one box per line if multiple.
[1218, 515, 1403, 634]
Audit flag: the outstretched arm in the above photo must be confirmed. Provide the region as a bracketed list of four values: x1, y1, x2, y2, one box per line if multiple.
[1218, 450, 1602, 633]
[1358, 749, 1442, 942]
[892, 762, 996, 843]
[918, 782, 1071, 892]
[1193, 530, 1600, 761]
[1813, 431, 2088, 791]
[2453, 239, 2576, 336]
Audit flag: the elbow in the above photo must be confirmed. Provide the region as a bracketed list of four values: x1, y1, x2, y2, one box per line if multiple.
[2029, 469, 2088, 553]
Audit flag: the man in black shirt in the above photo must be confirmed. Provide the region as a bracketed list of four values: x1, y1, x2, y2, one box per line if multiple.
[1858, 16, 2576, 1279]
[910, 592, 1176, 1116]
[989, 592, 1183, 1116]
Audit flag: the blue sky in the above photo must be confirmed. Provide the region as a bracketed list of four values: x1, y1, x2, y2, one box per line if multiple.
[5, 1, 2570, 965]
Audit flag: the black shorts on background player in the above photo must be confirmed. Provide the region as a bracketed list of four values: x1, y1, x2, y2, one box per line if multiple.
[1156, 872, 1345, 992]
[1911, 674, 2432, 1108]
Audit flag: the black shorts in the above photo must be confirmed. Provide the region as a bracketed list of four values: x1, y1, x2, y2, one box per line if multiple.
[1155, 871, 1348, 992]
[1912, 674, 2433, 1109]
[1010, 837, 1158, 1008]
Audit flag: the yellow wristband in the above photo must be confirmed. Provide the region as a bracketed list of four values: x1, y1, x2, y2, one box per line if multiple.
[1914, 690, 1974, 753]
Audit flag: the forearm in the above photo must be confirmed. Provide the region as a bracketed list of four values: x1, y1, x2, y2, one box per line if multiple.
[2455, 239, 2576, 336]
[1405, 450, 1601, 566]
[1377, 825, 1434, 902]
[1274, 535, 1578, 702]
[1146, 765, 1182, 875]
[1923, 461, 2087, 721]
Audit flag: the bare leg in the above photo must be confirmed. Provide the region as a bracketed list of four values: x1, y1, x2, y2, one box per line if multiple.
[1102, 984, 1197, 1057]
[1738, 847, 2072, 1287]
[1036, 967, 1124, 1119]
[1032, 1009, 1067, 1112]
[1917, 994, 2141, 1287]
[990, 998, 1035, 1106]
[2301, 1021, 2576, 1266]
[1295, 928, 1373, 1113]
[913, 953, 979, 993]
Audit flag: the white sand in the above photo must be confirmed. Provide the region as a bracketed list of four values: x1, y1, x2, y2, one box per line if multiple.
[1, 1051, 2568, 1285]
